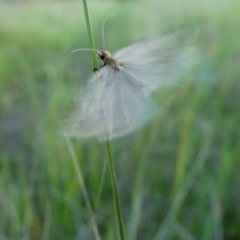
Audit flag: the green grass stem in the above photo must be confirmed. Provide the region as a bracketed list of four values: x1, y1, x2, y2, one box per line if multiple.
[106, 140, 126, 240]
[66, 138, 101, 240]
[82, 0, 125, 239]
[82, 0, 98, 69]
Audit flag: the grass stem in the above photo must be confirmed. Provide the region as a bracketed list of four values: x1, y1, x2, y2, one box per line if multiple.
[82, 0, 98, 69]
[66, 138, 101, 240]
[81, 0, 125, 239]
[106, 140, 126, 240]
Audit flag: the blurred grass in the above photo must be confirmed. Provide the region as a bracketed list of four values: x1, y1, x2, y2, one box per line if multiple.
[0, 0, 240, 239]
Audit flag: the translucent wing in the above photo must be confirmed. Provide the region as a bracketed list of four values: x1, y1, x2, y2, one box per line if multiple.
[59, 65, 157, 141]
[60, 29, 196, 141]
[113, 29, 196, 92]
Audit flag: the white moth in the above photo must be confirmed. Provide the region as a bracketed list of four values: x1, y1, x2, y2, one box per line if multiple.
[59, 28, 196, 141]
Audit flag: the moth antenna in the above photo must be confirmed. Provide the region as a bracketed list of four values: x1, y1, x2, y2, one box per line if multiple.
[72, 48, 98, 53]
[101, 14, 115, 50]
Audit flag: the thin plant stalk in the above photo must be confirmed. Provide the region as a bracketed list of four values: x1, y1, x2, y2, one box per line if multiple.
[106, 140, 125, 240]
[81, 0, 125, 239]
[66, 139, 101, 240]
[82, 0, 98, 69]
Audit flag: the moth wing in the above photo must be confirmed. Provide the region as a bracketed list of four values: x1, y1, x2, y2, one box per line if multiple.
[59, 66, 157, 141]
[113, 29, 197, 92]
[97, 68, 157, 141]
[59, 67, 114, 139]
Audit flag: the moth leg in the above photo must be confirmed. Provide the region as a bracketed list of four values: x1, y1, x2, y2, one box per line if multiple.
[99, 62, 107, 68]
[93, 62, 106, 72]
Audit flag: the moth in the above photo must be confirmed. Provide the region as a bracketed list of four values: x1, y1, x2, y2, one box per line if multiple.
[59, 27, 196, 141]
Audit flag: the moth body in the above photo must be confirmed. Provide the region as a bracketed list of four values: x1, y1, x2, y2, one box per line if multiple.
[96, 50, 123, 71]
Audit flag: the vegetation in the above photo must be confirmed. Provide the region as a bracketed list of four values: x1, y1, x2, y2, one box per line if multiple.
[0, 0, 239, 239]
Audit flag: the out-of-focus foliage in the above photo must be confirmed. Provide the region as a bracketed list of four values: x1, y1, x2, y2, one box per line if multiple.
[0, 0, 239, 239]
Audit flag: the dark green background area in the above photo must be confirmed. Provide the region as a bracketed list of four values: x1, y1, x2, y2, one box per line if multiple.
[0, 0, 239, 239]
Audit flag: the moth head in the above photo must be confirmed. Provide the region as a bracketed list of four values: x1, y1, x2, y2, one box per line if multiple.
[96, 50, 112, 61]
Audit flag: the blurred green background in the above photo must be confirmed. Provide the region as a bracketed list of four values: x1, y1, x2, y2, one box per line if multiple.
[0, 0, 240, 239]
